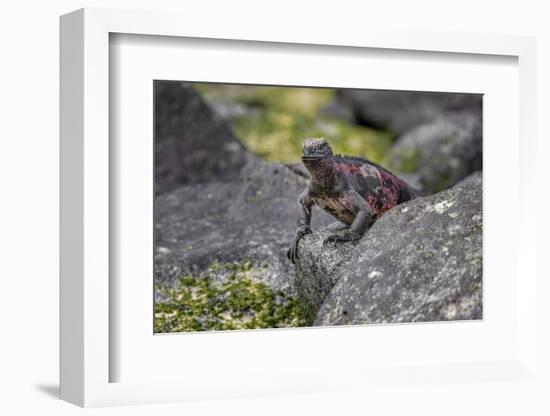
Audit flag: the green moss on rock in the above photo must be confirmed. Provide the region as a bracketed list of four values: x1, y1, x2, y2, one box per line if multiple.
[388, 147, 422, 174]
[195, 83, 393, 164]
[154, 261, 306, 333]
[431, 171, 454, 193]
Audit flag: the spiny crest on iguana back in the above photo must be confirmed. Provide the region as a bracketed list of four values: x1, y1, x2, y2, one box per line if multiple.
[333, 153, 391, 174]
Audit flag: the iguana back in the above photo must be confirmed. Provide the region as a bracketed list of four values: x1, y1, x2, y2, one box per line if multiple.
[332, 155, 419, 219]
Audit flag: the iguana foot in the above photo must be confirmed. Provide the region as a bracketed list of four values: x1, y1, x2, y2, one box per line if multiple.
[287, 226, 312, 264]
[323, 231, 361, 245]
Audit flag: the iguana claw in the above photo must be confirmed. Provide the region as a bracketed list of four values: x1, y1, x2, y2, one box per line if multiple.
[287, 226, 312, 264]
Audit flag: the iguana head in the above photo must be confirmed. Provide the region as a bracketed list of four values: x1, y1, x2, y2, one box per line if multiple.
[302, 138, 335, 187]
[302, 138, 333, 161]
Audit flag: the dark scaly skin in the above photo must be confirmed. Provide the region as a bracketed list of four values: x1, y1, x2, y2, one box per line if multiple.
[287, 138, 419, 264]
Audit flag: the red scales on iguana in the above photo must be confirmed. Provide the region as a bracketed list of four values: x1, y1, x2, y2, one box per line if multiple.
[288, 138, 419, 264]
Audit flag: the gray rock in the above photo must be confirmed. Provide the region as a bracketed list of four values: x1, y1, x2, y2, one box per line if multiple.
[154, 158, 335, 298]
[338, 89, 482, 135]
[284, 162, 310, 179]
[154, 81, 336, 298]
[293, 176, 482, 325]
[320, 98, 355, 123]
[206, 100, 258, 122]
[294, 222, 355, 323]
[154, 81, 257, 194]
[455, 171, 482, 188]
[388, 111, 482, 193]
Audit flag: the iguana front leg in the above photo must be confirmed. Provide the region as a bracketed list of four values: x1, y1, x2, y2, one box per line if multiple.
[324, 190, 372, 245]
[287, 190, 313, 264]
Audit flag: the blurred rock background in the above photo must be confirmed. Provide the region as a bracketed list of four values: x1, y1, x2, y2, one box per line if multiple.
[154, 81, 482, 332]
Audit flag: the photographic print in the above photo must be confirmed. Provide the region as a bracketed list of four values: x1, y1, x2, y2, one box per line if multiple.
[153, 81, 482, 333]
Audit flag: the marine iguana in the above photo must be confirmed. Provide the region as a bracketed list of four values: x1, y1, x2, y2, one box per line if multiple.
[287, 138, 419, 264]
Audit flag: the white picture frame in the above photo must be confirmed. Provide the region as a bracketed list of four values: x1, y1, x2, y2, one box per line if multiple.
[60, 7, 539, 408]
